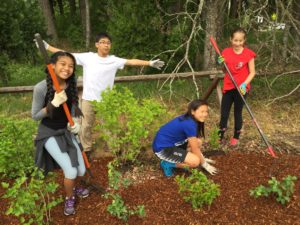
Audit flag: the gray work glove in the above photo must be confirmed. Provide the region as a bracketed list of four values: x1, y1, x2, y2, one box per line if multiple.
[34, 39, 49, 50]
[201, 160, 217, 175]
[67, 118, 81, 134]
[51, 90, 67, 107]
[149, 59, 165, 70]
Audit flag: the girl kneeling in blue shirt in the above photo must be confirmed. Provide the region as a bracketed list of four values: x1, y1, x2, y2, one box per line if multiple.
[152, 99, 217, 177]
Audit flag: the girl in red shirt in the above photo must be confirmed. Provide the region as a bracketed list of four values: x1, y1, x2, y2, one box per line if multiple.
[218, 28, 256, 146]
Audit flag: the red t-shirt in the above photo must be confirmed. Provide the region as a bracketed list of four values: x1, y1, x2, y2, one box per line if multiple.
[222, 47, 256, 93]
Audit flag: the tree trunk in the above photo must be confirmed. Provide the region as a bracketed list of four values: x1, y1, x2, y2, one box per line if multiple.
[79, 0, 91, 48]
[282, 24, 290, 60]
[85, 0, 91, 48]
[202, 0, 221, 70]
[229, 0, 238, 18]
[68, 0, 76, 15]
[38, 0, 58, 41]
[57, 0, 64, 15]
[79, 0, 86, 28]
[49, 0, 55, 18]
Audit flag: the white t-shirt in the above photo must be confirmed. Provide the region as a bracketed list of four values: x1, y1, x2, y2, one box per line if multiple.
[73, 52, 127, 101]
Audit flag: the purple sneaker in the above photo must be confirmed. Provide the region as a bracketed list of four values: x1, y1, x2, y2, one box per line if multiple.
[74, 187, 89, 198]
[64, 196, 75, 216]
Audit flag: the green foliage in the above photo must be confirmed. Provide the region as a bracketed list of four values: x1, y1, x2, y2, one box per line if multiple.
[0, 0, 45, 84]
[250, 175, 298, 205]
[0, 117, 37, 178]
[106, 0, 163, 61]
[104, 160, 145, 222]
[94, 87, 166, 165]
[0, 53, 10, 85]
[208, 127, 220, 149]
[105, 193, 145, 222]
[107, 161, 131, 190]
[0, 0, 45, 60]
[175, 169, 220, 209]
[56, 15, 84, 48]
[2, 168, 62, 225]
[2, 63, 45, 87]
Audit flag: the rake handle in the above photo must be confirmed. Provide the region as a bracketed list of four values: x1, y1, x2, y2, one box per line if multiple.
[210, 36, 276, 158]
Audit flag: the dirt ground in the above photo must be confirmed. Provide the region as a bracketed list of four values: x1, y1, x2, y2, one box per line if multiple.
[2, 150, 300, 225]
[1, 102, 300, 225]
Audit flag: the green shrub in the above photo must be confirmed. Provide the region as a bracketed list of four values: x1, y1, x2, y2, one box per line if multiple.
[175, 169, 220, 209]
[93, 87, 166, 165]
[2, 168, 62, 225]
[0, 117, 37, 178]
[5, 63, 44, 87]
[250, 175, 297, 205]
[208, 126, 220, 149]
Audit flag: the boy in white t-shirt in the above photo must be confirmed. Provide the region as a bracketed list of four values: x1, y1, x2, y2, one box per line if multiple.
[38, 32, 164, 154]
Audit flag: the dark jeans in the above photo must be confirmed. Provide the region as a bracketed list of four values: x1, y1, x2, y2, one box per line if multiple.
[219, 89, 247, 139]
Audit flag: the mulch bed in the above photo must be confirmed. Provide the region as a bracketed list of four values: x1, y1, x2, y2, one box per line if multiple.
[1, 149, 300, 225]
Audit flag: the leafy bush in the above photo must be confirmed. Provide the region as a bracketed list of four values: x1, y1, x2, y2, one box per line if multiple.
[208, 126, 220, 149]
[4, 63, 45, 87]
[2, 168, 62, 225]
[175, 169, 220, 209]
[104, 160, 145, 222]
[0, 0, 45, 61]
[0, 117, 37, 178]
[94, 87, 166, 165]
[250, 175, 297, 205]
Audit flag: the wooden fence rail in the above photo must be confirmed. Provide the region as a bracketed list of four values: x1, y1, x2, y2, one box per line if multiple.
[0, 70, 223, 94]
[0, 69, 299, 94]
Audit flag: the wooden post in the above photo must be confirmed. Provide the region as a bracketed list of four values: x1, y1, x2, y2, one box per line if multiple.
[202, 75, 221, 101]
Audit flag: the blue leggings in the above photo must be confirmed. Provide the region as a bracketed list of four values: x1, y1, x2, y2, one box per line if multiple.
[44, 136, 86, 179]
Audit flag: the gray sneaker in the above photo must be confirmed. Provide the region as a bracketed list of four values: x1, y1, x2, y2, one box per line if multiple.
[74, 187, 89, 198]
[64, 196, 75, 216]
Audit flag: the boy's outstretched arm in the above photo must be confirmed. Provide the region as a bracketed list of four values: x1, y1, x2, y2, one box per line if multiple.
[34, 39, 64, 53]
[125, 59, 165, 70]
[47, 43, 64, 53]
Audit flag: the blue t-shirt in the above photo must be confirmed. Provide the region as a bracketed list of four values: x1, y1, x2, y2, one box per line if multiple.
[152, 115, 198, 152]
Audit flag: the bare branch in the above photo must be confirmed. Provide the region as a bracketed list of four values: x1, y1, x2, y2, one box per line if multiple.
[267, 83, 300, 106]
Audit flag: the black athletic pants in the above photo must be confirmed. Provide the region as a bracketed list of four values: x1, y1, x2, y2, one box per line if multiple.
[219, 89, 247, 139]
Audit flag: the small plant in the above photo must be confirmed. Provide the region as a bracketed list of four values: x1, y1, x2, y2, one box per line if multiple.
[105, 193, 145, 222]
[175, 169, 220, 209]
[107, 161, 131, 190]
[2, 168, 62, 225]
[208, 126, 220, 149]
[93, 87, 165, 165]
[250, 175, 297, 205]
[104, 160, 145, 222]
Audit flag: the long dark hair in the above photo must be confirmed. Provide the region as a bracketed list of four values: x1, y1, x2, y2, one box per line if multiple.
[45, 51, 79, 108]
[182, 99, 208, 138]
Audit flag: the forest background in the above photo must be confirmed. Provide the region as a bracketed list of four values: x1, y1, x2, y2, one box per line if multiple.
[0, 0, 299, 112]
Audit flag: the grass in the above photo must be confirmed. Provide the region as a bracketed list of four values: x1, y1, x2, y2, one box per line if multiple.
[0, 93, 32, 116]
